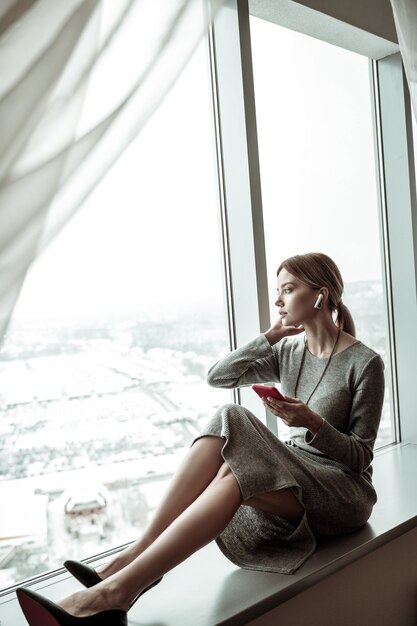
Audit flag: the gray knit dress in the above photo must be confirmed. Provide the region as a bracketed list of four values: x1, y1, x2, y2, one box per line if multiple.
[193, 333, 385, 574]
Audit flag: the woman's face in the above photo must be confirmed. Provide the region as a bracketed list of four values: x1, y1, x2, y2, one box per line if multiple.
[275, 268, 319, 326]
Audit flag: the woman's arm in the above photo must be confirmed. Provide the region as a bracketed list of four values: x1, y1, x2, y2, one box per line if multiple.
[207, 319, 304, 389]
[206, 334, 279, 388]
[305, 355, 385, 473]
[263, 354, 385, 473]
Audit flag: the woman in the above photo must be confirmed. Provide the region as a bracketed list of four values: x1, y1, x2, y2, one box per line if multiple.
[16, 252, 385, 625]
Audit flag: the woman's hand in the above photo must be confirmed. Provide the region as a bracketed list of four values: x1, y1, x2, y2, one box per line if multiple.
[264, 317, 304, 346]
[262, 395, 324, 434]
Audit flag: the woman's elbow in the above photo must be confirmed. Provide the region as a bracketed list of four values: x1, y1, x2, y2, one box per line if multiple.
[206, 368, 234, 388]
[353, 448, 373, 474]
[206, 373, 220, 387]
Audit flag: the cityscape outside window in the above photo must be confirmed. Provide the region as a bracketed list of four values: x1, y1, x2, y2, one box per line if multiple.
[250, 17, 395, 446]
[0, 40, 230, 588]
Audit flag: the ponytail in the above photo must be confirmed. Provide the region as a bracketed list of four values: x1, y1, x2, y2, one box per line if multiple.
[336, 301, 356, 337]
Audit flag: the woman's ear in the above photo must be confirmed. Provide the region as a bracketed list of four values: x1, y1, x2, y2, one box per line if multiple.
[313, 287, 329, 310]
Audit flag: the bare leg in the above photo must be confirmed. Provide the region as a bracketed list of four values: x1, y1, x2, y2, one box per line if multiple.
[245, 489, 304, 522]
[97, 436, 225, 579]
[60, 463, 242, 616]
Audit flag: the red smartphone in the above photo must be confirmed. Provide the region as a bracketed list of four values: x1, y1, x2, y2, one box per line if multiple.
[252, 384, 287, 402]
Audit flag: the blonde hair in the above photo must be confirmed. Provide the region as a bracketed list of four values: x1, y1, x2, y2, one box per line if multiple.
[277, 252, 356, 337]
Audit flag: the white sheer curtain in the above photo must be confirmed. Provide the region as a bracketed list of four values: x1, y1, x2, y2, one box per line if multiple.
[0, 0, 222, 341]
[390, 0, 417, 122]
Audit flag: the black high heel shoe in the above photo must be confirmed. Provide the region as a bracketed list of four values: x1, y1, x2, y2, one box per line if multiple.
[63, 560, 101, 588]
[16, 587, 127, 626]
[64, 559, 163, 607]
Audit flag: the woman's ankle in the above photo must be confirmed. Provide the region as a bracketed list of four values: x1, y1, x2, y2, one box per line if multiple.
[101, 579, 132, 612]
[59, 584, 127, 617]
[97, 538, 153, 579]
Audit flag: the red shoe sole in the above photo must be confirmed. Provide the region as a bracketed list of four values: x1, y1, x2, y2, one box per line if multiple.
[16, 589, 60, 626]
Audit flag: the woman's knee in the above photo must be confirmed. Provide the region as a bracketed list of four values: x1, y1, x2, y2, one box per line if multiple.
[217, 402, 239, 415]
[205, 403, 255, 437]
[216, 403, 253, 424]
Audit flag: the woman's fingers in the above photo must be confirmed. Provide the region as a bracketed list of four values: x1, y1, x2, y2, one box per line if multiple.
[262, 396, 320, 432]
[286, 325, 304, 336]
[265, 396, 296, 409]
[262, 396, 305, 425]
[262, 397, 291, 416]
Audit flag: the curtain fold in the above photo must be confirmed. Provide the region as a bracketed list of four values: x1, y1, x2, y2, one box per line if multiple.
[0, 0, 221, 342]
[390, 0, 417, 122]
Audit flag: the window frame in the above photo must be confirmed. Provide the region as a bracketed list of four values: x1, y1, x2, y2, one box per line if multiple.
[372, 52, 417, 444]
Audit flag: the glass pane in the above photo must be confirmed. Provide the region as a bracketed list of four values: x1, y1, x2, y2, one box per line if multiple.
[250, 17, 395, 446]
[0, 40, 230, 587]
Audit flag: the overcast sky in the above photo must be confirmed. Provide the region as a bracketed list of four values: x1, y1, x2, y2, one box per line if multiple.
[12, 16, 388, 323]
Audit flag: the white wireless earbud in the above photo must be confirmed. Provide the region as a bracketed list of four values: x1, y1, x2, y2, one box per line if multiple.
[314, 293, 324, 309]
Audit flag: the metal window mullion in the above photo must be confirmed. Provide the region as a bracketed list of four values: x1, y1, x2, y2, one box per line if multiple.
[209, 0, 273, 426]
[369, 57, 401, 444]
[206, 19, 241, 406]
[376, 52, 417, 444]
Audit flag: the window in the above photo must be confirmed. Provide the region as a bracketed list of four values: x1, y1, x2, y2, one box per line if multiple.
[0, 39, 230, 587]
[249, 17, 395, 446]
